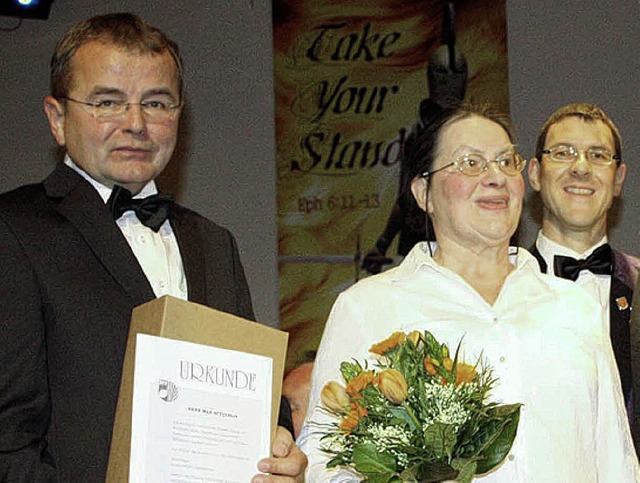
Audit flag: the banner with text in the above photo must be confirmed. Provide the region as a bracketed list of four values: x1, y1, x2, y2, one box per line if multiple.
[274, 0, 509, 368]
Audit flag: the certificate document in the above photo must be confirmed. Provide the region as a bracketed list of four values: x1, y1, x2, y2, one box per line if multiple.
[129, 334, 273, 482]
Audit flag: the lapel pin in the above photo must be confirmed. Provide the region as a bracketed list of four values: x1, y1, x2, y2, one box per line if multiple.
[615, 296, 629, 311]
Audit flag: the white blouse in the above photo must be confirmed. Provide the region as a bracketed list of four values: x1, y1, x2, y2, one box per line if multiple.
[298, 243, 638, 482]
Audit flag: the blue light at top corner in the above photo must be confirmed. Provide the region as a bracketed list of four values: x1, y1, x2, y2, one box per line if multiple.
[18, 0, 37, 6]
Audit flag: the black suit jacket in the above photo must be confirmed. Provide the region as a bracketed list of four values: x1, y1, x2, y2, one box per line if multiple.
[529, 245, 635, 408]
[0, 164, 290, 482]
[629, 274, 640, 452]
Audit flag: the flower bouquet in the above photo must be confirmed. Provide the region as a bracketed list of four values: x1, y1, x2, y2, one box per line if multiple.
[317, 330, 522, 482]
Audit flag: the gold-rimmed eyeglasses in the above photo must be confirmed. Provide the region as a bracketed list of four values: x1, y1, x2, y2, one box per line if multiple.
[59, 97, 181, 124]
[541, 144, 619, 166]
[421, 152, 526, 178]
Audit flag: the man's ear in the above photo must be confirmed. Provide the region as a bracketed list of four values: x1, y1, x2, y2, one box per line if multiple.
[410, 176, 428, 212]
[527, 157, 542, 192]
[43, 96, 66, 146]
[613, 163, 627, 197]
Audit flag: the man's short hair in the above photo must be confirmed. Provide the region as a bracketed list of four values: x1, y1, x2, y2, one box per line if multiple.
[535, 103, 622, 163]
[50, 12, 184, 100]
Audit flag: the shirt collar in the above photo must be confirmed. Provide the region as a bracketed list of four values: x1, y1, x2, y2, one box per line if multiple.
[390, 242, 539, 282]
[536, 230, 608, 269]
[64, 155, 158, 203]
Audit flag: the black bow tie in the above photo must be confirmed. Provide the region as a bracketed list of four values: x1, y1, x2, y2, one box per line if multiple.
[107, 185, 173, 232]
[553, 244, 612, 281]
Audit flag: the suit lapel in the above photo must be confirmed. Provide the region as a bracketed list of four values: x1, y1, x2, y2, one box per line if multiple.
[529, 244, 548, 273]
[610, 250, 633, 404]
[44, 164, 154, 307]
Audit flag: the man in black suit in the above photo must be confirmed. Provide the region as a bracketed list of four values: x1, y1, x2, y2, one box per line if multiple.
[0, 13, 306, 482]
[527, 102, 639, 450]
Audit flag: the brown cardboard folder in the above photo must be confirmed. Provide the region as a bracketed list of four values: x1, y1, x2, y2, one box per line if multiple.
[106, 296, 288, 481]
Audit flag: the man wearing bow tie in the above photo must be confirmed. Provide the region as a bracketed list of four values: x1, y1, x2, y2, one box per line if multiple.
[0, 13, 306, 482]
[527, 102, 640, 449]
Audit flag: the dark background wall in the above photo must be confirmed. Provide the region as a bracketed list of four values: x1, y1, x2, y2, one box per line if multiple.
[1, 1, 638, 325]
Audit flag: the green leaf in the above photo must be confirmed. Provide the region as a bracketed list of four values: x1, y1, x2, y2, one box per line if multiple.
[489, 403, 523, 419]
[451, 458, 477, 483]
[423, 422, 457, 459]
[397, 464, 420, 481]
[387, 406, 418, 431]
[406, 460, 458, 482]
[341, 360, 362, 381]
[353, 443, 397, 474]
[362, 474, 396, 483]
[326, 457, 347, 469]
[423, 331, 442, 359]
[476, 404, 522, 474]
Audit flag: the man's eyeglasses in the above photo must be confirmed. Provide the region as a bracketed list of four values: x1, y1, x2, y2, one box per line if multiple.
[541, 144, 620, 166]
[59, 97, 181, 124]
[421, 153, 526, 178]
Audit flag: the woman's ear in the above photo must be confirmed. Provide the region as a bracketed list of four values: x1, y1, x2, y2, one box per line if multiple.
[410, 176, 428, 212]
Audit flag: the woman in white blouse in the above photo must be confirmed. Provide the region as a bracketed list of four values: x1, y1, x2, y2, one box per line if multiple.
[298, 103, 639, 482]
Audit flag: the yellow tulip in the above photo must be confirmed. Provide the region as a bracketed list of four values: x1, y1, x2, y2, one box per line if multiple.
[407, 330, 424, 348]
[377, 368, 408, 404]
[321, 381, 350, 413]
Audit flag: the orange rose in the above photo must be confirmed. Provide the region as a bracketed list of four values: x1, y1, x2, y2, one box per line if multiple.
[339, 402, 368, 432]
[376, 368, 408, 404]
[424, 357, 437, 375]
[455, 362, 478, 385]
[321, 381, 350, 413]
[340, 412, 359, 432]
[369, 332, 406, 355]
[346, 370, 375, 398]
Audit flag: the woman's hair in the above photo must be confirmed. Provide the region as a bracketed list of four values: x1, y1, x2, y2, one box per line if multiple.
[400, 102, 516, 239]
[50, 12, 184, 100]
[404, 102, 515, 187]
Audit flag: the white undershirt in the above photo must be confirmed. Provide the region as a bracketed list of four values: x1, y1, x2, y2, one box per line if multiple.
[65, 156, 188, 300]
[535, 231, 610, 328]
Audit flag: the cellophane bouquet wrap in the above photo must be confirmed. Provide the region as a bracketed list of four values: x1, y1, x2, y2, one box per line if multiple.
[315, 330, 522, 482]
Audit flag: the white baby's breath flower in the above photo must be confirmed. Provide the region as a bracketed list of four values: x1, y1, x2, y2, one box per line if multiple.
[367, 423, 411, 452]
[421, 381, 473, 432]
[320, 432, 348, 454]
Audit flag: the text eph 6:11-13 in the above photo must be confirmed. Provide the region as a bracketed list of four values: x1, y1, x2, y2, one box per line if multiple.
[298, 193, 381, 214]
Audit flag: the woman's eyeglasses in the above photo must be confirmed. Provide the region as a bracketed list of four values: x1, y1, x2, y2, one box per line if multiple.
[421, 153, 526, 178]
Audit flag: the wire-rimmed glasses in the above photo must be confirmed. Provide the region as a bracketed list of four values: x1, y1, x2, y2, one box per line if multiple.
[421, 152, 526, 178]
[541, 144, 619, 166]
[59, 97, 181, 124]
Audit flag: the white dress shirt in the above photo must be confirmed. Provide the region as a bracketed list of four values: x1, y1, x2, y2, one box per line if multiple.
[65, 156, 187, 300]
[536, 231, 610, 326]
[298, 243, 638, 482]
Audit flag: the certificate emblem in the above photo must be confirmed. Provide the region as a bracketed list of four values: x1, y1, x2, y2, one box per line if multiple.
[157, 379, 179, 402]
